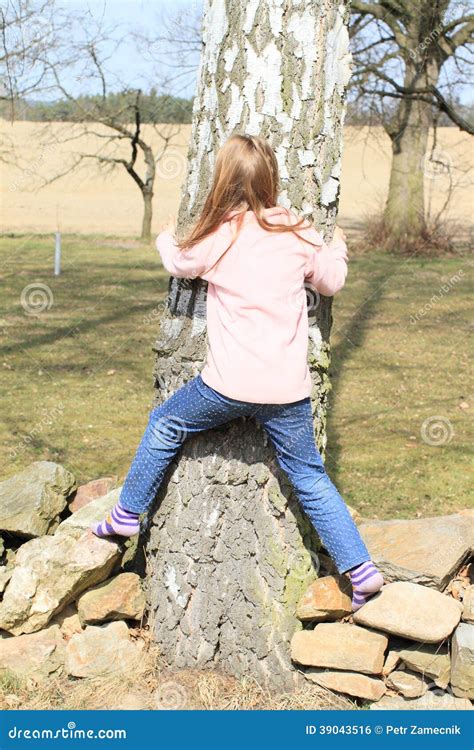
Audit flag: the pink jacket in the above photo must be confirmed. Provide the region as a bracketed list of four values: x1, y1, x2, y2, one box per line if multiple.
[156, 205, 348, 404]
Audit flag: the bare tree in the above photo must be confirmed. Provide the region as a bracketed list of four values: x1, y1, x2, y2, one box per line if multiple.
[349, 0, 474, 249]
[5, 6, 184, 241]
[0, 0, 57, 120]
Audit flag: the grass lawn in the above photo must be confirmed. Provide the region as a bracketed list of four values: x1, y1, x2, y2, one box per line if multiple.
[0, 234, 472, 520]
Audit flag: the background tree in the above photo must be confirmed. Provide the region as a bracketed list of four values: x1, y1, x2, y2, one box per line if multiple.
[349, 0, 474, 250]
[144, 0, 352, 690]
[3, 4, 185, 241]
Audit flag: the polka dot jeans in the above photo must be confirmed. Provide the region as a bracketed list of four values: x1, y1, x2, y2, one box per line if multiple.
[120, 374, 371, 574]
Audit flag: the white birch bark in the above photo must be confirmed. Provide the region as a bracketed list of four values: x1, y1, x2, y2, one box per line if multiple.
[145, 0, 352, 691]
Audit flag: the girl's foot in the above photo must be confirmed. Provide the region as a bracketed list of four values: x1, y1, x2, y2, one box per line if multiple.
[348, 560, 384, 611]
[91, 500, 140, 538]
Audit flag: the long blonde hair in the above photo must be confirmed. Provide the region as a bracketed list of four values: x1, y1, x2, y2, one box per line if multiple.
[178, 134, 319, 252]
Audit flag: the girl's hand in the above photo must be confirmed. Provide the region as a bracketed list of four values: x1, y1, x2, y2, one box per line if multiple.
[160, 214, 176, 234]
[333, 225, 346, 242]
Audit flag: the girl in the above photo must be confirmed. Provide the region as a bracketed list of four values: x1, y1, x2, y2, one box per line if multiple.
[92, 134, 384, 612]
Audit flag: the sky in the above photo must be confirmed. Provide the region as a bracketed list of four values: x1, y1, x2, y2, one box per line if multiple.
[51, 0, 202, 98]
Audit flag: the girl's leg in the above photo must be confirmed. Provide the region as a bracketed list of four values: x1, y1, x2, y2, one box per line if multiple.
[255, 398, 383, 610]
[92, 375, 250, 538]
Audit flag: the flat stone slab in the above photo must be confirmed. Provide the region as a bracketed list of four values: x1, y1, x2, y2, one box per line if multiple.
[296, 575, 352, 621]
[451, 623, 474, 699]
[359, 513, 473, 590]
[391, 642, 451, 689]
[353, 582, 462, 642]
[65, 621, 142, 678]
[305, 668, 386, 701]
[0, 462, 76, 538]
[291, 623, 388, 675]
[370, 692, 472, 710]
[0, 625, 64, 681]
[77, 572, 145, 626]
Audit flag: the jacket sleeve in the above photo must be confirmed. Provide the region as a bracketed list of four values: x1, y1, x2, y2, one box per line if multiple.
[301, 225, 349, 296]
[156, 226, 228, 279]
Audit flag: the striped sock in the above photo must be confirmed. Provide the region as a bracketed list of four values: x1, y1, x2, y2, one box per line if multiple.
[348, 560, 384, 611]
[91, 500, 140, 538]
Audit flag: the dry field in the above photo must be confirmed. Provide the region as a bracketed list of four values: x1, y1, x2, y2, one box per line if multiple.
[1, 122, 472, 236]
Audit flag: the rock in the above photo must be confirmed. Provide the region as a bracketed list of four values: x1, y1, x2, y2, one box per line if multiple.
[359, 513, 473, 590]
[353, 582, 462, 642]
[0, 565, 13, 594]
[65, 621, 142, 678]
[386, 669, 427, 697]
[51, 604, 83, 639]
[291, 623, 388, 675]
[450, 623, 474, 699]
[370, 692, 472, 710]
[57, 488, 121, 536]
[69, 477, 117, 514]
[463, 586, 474, 623]
[305, 668, 386, 700]
[77, 573, 145, 626]
[296, 575, 352, 621]
[396, 642, 451, 689]
[0, 530, 121, 635]
[0, 462, 76, 538]
[382, 650, 401, 676]
[0, 625, 64, 680]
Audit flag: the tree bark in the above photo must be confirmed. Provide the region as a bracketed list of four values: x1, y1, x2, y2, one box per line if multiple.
[141, 190, 153, 242]
[145, 0, 352, 691]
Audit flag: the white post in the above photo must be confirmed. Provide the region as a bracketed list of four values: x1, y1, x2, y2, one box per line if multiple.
[54, 232, 61, 276]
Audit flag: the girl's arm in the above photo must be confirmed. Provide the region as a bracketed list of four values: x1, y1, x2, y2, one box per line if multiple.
[156, 225, 227, 279]
[303, 225, 349, 296]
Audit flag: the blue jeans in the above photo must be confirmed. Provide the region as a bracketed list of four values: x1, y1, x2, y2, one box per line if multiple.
[120, 374, 370, 574]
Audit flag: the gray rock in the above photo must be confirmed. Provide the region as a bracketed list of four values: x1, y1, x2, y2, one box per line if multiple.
[65, 621, 142, 678]
[0, 530, 121, 634]
[0, 462, 76, 537]
[451, 623, 474, 699]
[0, 625, 64, 681]
[353, 582, 462, 642]
[359, 513, 473, 590]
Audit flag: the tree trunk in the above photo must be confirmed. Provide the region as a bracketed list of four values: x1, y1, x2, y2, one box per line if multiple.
[384, 100, 431, 244]
[383, 57, 439, 247]
[141, 190, 153, 242]
[145, 0, 352, 691]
